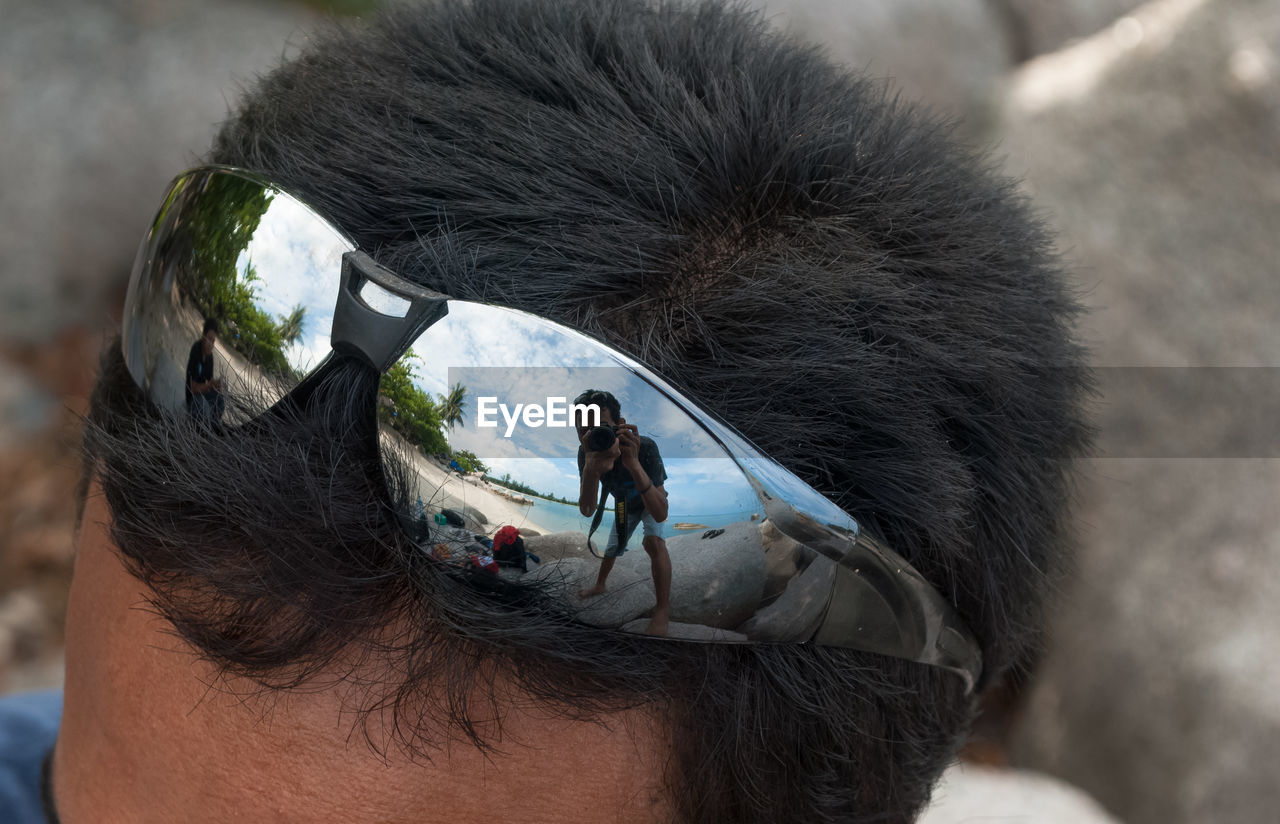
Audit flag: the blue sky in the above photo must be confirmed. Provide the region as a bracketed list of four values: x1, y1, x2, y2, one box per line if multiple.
[233, 192, 348, 373]
[403, 304, 760, 514]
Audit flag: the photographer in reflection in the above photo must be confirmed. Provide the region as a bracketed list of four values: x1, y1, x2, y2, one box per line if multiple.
[186, 318, 225, 427]
[574, 389, 671, 636]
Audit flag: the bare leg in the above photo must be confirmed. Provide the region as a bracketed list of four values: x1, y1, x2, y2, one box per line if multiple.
[579, 555, 616, 599]
[642, 536, 671, 636]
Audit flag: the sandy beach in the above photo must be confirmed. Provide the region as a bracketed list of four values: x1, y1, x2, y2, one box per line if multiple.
[389, 435, 557, 536]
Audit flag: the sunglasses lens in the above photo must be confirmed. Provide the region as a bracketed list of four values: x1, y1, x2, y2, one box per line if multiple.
[122, 168, 351, 418]
[379, 301, 873, 643]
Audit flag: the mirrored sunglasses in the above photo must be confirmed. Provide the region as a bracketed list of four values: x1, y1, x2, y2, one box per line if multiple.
[121, 166, 982, 693]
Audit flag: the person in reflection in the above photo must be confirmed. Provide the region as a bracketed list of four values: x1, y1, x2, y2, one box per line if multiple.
[0, 2, 1093, 823]
[185, 318, 225, 427]
[574, 389, 671, 636]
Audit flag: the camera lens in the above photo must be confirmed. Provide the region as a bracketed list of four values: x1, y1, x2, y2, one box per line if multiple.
[585, 425, 617, 452]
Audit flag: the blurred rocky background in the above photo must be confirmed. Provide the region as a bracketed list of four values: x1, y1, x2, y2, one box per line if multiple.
[2, 1, 1276, 822]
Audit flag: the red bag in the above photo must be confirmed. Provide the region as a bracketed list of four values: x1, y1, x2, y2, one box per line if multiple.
[491, 525, 527, 572]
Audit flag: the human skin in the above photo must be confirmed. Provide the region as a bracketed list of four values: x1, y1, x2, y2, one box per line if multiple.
[52, 488, 672, 824]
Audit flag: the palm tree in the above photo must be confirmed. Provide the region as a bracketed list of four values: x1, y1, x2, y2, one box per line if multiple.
[438, 382, 466, 429]
[276, 304, 306, 345]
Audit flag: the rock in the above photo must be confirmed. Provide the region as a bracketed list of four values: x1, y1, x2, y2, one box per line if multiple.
[526, 521, 767, 630]
[998, 4, 1280, 824]
[529, 558, 652, 627]
[997, 0, 1148, 60]
[1000, 0, 1280, 370]
[461, 504, 488, 526]
[737, 554, 835, 642]
[435, 503, 486, 535]
[522, 531, 592, 563]
[0, 0, 322, 346]
[618, 619, 749, 642]
[758, 519, 803, 601]
[664, 520, 766, 629]
[919, 764, 1122, 824]
[761, 0, 1010, 128]
[517, 527, 541, 538]
[496, 556, 539, 583]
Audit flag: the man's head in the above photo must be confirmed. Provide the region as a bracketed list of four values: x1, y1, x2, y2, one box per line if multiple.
[200, 318, 218, 355]
[573, 388, 623, 455]
[65, 1, 1090, 822]
[574, 390, 622, 430]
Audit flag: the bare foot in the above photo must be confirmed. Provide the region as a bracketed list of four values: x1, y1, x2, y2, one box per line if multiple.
[578, 584, 607, 600]
[643, 611, 670, 637]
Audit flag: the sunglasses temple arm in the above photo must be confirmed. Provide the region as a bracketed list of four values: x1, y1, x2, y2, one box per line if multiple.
[330, 251, 449, 373]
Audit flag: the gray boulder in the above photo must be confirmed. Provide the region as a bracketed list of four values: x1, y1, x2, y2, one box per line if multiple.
[529, 557, 652, 627]
[758, 518, 800, 601]
[460, 512, 489, 535]
[527, 520, 768, 630]
[665, 520, 766, 629]
[461, 504, 489, 526]
[761, 0, 1010, 127]
[998, 3, 1280, 824]
[998, 0, 1147, 59]
[737, 554, 835, 642]
[522, 531, 592, 563]
[618, 619, 749, 642]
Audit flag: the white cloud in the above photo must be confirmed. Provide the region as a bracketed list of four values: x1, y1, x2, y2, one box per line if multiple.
[231, 194, 348, 372]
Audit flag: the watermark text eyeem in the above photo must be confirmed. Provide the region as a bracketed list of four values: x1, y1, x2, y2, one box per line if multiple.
[476, 397, 601, 438]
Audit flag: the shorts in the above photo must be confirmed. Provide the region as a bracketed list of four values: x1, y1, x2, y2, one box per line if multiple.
[603, 509, 664, 558]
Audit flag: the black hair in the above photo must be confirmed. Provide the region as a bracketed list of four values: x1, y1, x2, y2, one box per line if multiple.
[573, 388, 622, 424]
[85, 1, 1091, 821]
[202, 317, 219, 336]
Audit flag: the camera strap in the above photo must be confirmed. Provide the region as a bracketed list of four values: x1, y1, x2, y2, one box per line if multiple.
[585, 481, 631, 559]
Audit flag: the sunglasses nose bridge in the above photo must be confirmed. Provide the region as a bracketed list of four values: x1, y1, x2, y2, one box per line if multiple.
[330, 251, 450, 372]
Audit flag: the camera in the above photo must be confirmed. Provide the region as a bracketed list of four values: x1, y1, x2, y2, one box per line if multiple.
[584, 424, 619, 452]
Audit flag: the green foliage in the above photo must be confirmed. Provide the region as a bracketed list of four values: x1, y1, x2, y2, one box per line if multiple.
[438, 382, 467, 429]
[380, 358, 449, 456]
[221, 267, 294, 377]
[277, 304, 306, 345]
[177, 175, 298, 378]
[449, 449, 487, 475]
[488, 473, 575, 506]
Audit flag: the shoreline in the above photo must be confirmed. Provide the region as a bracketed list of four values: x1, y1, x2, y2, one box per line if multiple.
[390, 439, 557, 536]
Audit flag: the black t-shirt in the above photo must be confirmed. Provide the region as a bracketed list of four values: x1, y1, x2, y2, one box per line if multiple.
[185, 340, 213, 407]
[578, 435, 667, 510]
